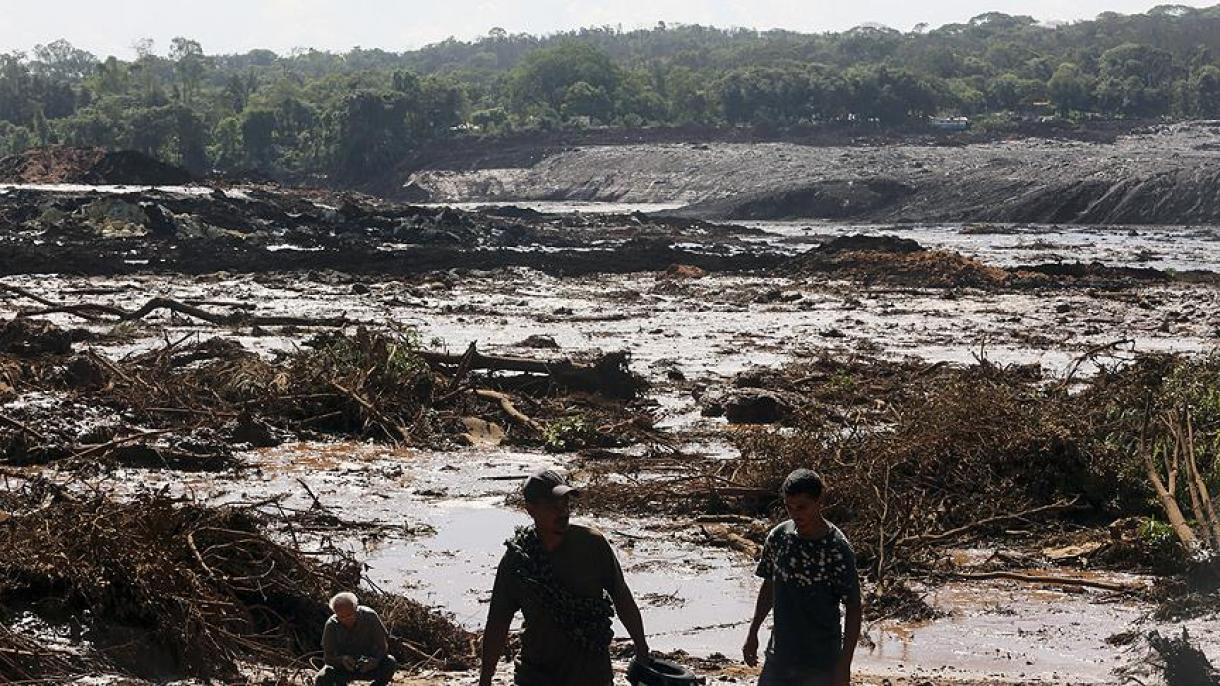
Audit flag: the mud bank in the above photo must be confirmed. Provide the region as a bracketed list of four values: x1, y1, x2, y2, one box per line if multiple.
[0, 186, 778, 277]
[410, 121, 1220, 226]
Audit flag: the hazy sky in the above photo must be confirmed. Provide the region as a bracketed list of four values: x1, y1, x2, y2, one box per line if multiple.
[1, 0, 1216, 58]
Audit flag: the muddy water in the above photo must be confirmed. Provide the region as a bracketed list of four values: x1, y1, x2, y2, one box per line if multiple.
[117, 437, 1219, 685]
[739, 220, 1220, 273]
[4, 206, 1220, 683]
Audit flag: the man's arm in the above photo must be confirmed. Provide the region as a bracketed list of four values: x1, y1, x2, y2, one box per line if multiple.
[366, 611, 389, 665]
[612, 582, 649, 659]
[742, 577, 773, 667]
[322, 621, 342, 667]
[834, 589, 862, 686]
[479, 613, 512, 686]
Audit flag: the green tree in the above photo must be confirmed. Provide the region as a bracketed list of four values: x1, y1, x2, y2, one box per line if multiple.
[1047, 63, 1093, 115]
[170, 37, 206, 104]
[32, 39, 97, 81]
[1095, 43, 1175, 116]
[561, 81, 612, 122]
[509, 42, 619, 114]
[1186, 65, 1220, 116]
[241, 108, 277, 166]
[331, 90, 411, 182]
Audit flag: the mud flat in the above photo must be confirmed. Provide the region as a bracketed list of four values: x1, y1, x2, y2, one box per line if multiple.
[1, 188, 1219, 684]
[409, 121, 1220, 226]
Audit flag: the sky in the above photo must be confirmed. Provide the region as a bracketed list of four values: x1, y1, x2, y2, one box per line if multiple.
[0, 0, 1216, 58]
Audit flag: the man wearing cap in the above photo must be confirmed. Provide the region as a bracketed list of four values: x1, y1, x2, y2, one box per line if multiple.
[479, 469, 650, 686]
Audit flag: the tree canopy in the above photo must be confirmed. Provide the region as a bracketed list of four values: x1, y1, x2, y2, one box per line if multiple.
[3, 5, 1220, 181]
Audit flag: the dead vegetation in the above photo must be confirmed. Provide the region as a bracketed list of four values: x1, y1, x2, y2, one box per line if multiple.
[0, 477, 474, 683]
[0, 316, 655, 471]
[583, 351, 1220, 602]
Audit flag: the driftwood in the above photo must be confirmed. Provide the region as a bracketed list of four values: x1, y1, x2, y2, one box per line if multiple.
[11, 291, 347, 328]
[947, 570, 1143, 593]
[898, 498, 1084, 547]
[473, 389, 542, 432]
[421, 346, 642, 399]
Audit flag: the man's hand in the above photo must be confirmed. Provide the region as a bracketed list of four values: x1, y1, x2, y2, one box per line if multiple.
[340, 655, 358, 671]
[357, 656, 377, 673]
[742, 632, 759, 667]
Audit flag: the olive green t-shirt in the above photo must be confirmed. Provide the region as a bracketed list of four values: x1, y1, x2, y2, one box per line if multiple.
[488, 524, 627, 686]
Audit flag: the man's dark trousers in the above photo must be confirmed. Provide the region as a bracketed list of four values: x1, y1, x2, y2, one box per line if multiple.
[314, 655, 397, 686]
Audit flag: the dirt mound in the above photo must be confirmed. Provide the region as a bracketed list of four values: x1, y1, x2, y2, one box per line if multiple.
[816, 234, 923, 254]
[0, 146, 193, 185]
[674, 178, 915, 220]
[787, 234, 1009, 288]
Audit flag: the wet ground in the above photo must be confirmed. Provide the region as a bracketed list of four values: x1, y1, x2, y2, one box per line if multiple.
[4, 205, 1220, 684]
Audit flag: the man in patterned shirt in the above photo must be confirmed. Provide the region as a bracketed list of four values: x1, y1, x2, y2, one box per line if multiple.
[743, 469, 862, 686]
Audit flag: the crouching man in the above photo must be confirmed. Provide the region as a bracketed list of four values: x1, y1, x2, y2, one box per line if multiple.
[479, 469, 650, 686]
[315, 592, 397, 686]
[744, 469, 862, 686]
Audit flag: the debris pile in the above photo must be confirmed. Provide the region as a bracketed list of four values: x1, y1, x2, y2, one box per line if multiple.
[0, 318, 653, 470]
[584, 352, 1220, 591]
[0, 481, 474, 682]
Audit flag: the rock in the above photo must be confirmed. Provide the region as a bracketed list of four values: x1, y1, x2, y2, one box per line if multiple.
[663, 264, 707, 279]
[458, 417, 505, 447]
[518, 334, 560, 349]
[717, 390, 795, 422]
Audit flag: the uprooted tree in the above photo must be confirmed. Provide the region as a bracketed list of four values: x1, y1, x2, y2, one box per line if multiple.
[1135, 360, 1220, 563]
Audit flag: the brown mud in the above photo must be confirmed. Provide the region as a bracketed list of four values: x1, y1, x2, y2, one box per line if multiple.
[0, 146, 194, 186]
[1, 182, 1219, 684]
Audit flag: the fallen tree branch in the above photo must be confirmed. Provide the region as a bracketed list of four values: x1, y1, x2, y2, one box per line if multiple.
[329, 381, 411, 443]
[474, 389, 542, 432]
[120, 297, 348, 328]
[898, 498, 1084, 547]
[423, 346, 641, 399]
[13, 293, 347, 328]
[945, 570, 1143, 593]
[0, 413, 46, 443]
[69, 427, 177, 462]
[1140, 402, 1199, 551]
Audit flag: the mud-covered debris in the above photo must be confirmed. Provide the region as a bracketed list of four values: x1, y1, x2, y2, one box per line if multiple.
[1145, 629, 1219, 686]
[663, 263, 708, 279]
[702, 388, 795, 425]
[0, 318, 75, 356]
[518, 334, 561, 349]
[0, 146, 193, 185]
[0, 484, 474, 682]
[816, 235, 924, 254]
[0, 322, 653, 463]
[787, 235, 1009, 288]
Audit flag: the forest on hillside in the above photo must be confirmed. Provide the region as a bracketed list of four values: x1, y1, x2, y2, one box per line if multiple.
[3, 4, 1220, 183]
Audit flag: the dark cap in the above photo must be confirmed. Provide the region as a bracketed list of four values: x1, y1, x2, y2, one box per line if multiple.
[522, 469, 579, 502]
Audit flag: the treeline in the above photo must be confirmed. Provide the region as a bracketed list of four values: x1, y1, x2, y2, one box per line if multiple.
[3, 5, 1220, 182]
